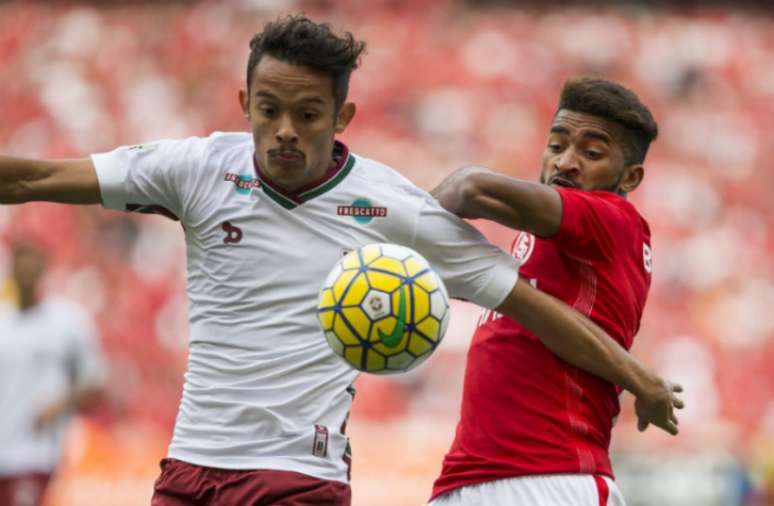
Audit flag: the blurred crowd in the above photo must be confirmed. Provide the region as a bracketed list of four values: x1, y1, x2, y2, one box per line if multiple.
[0, 1, 772, 505]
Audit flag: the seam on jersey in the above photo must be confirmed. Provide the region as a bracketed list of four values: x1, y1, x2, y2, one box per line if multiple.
[568, 259, 599, 474]
[573, 260, 597, 317]
[408, 199, 424, 252]
[564, 368, 595, 473]
[177, 135, 208, 224]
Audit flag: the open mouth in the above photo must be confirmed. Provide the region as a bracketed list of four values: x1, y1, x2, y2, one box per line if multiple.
[549, 176, 578, 189]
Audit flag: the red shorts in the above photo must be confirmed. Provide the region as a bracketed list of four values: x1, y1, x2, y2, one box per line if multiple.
[0, 472, 52, 506]
[151, 458, 351, 506]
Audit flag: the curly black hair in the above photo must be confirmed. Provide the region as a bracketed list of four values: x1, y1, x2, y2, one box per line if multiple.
[246, 16, 367, 110]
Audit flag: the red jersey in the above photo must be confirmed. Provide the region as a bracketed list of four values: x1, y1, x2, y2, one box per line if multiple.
[431, 188, 653, 500]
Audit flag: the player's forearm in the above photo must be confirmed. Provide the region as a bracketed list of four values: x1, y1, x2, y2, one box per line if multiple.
[431, 167, 562, 237]
[498, 278, 662, 398]
[0, 156, 50, 203]
[0, 156, 101, 204]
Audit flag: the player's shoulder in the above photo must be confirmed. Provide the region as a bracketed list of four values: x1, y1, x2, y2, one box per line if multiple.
[581, 189, 651, 241]
[200, 131, 253, 158]
[151, 131, 250, 160]
[202, 131, 252, 148]
[348, 152, 433, 204]
[564, 188, 644, 220]
[176, 132, 252, 183]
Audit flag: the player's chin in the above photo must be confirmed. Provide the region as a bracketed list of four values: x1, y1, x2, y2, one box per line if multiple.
[268, 159, 306, 176]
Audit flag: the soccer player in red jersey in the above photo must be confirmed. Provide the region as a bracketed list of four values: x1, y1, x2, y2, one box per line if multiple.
[429, 78, 683, 506]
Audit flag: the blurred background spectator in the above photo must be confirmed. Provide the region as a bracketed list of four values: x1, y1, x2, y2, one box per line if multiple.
[0, 1, 771, 505]
[0, 242, 106, 506]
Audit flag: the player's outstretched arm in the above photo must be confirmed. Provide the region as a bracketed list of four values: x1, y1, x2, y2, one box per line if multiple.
[431, 166, 561, 237]
[0, 156, 101, 204]
[497, 277, 684, 436]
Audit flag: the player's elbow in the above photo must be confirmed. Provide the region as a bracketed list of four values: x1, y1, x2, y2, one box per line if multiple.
[433, 166, 496, 219]
[455, 169, 498, 218]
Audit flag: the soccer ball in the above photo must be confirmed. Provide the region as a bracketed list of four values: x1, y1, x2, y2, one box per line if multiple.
[317, 243, 450, 374]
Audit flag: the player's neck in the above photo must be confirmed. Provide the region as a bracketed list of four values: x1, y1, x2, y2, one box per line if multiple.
[17, 291, 40, 312]
[258, 156, 340, 194]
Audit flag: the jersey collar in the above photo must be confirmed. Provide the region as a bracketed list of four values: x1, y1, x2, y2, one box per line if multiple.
[252, 141, 355, 210]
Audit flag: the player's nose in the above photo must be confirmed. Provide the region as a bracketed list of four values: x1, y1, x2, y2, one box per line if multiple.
[275, 114, 299, 144]
[553, 148, 580, 175]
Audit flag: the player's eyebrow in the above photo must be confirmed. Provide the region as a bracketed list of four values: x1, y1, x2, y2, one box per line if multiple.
[550, 126, 612, 144]
[254, 90, 326, 106]
[255, 90, 279, 101]
[298, 96, 326, 106]
[581, 129, 612, 144]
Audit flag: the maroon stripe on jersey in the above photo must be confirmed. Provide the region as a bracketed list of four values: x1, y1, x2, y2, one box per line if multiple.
[126, 204, 180, 222]
[594, 475, 610, 506]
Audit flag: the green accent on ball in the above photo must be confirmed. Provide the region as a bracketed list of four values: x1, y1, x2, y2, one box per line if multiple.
[378, 283, 406, 348]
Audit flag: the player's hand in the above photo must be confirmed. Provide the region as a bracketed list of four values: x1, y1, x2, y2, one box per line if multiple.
[634, 379, 684, 435]
[35, 401, 66, 430]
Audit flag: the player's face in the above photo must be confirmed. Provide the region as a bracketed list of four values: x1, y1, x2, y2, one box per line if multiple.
[239, 55, 355, 191]
[12, 247, 45, 296]
[540, 110, 643, 194]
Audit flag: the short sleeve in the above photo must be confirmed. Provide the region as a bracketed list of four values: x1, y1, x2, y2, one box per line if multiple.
[552, 188, 635, 263]
[413, 199, 520, 309]
[90, 137, 208, 220]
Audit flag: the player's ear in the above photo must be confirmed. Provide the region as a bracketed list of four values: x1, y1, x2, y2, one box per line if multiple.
[335, 102, 356, 134]
[239, 88, 249, 118]
[618, 164, 644, 194]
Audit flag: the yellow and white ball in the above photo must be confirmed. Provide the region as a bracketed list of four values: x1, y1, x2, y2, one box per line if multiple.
[317, 243, 450, 374]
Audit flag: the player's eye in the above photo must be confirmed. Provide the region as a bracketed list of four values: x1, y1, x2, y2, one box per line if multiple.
[548, 143, 563, 153]
[301, 110, 320, 122]
[259, 105, 277, 117]
[585, 150, 603, 159]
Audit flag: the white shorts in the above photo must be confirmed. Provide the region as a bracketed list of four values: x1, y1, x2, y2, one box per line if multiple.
[428, 474, 626, 506]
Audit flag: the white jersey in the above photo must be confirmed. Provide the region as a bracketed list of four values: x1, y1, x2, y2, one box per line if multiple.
[91, 132, 519, 483]
[0, 298, 106, 475]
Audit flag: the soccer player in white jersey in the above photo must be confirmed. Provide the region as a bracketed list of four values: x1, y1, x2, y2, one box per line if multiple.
[0, 16, 681, 506]
[0, 242, 106, 506]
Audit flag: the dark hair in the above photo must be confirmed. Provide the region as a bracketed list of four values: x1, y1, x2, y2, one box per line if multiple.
[557, 77, 658, 164]
[11, 241, 46, 259]
[10, 241, 47, 270]
[246, 16, 366, 110]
